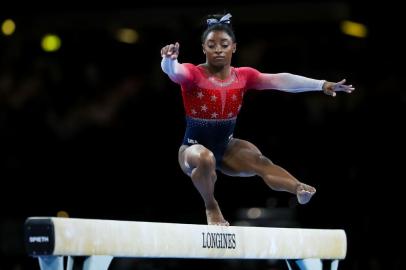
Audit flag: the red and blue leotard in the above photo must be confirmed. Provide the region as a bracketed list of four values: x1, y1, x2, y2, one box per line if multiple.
[179, 64, 260, 166]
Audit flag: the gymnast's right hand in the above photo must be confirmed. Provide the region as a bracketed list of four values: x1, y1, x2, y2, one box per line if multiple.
[161, 42, 180, 60]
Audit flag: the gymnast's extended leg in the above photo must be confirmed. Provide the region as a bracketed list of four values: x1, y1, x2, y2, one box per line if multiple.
[220, 139, 316, 204]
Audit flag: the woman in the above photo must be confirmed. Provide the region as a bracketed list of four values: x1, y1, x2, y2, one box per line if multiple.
[161, 13, 354, 225]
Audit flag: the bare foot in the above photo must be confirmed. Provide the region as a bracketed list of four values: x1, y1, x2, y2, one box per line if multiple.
[296, 183, 316, 204]
[206, 203, 229, 226]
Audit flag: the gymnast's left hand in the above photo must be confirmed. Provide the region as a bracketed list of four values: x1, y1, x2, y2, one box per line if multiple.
[322, 79, 355, 97]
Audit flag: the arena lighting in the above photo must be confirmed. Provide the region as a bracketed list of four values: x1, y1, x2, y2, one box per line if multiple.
[340, 20, 367, 38]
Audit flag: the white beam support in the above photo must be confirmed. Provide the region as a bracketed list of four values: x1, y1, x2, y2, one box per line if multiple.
[25, 217, 346, 270]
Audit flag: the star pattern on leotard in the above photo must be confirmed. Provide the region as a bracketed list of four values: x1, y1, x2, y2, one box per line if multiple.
[180, 66, 255, 120]
[184, 87, 245, 119]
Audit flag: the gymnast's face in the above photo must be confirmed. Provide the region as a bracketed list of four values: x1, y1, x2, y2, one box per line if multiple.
[202, 30, 236, 67]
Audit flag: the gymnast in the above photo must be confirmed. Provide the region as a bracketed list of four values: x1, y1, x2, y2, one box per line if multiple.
[161, 13, 354, 225]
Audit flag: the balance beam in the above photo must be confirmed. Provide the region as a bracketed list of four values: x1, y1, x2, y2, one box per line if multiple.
[25, 217, 347, 270]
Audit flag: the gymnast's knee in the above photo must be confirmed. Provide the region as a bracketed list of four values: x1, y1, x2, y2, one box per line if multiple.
[198, 149, 216, 169]
[257, 155, 274, 166]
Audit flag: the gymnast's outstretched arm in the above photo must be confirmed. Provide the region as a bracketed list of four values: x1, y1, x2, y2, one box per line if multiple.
[161, 42, 192, 84]
[245, 68, 355, 97]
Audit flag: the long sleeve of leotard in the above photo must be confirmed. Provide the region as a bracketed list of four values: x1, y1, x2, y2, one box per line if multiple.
[243, 67, 325, 92]
[161, 57, 194, 84]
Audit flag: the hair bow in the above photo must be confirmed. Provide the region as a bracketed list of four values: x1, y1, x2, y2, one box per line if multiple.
[207, 13, 232, 26]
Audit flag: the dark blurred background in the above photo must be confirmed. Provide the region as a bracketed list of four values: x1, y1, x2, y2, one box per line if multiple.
[1, 1, 404, 270]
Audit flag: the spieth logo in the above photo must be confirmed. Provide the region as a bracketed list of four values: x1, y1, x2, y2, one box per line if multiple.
[202, 232, 236, 249]
[29, 236, 49, 243]
[187, 138, 198, 144]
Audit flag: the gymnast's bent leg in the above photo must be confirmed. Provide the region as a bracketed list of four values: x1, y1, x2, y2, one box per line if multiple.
[178, 145, 229, 225]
